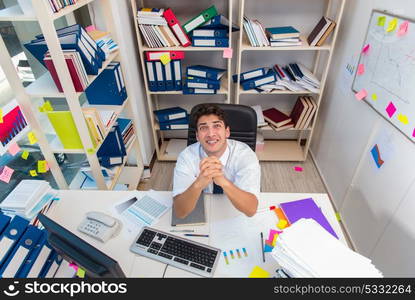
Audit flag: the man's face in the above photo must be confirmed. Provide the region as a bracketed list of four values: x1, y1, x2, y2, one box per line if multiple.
[196, 114, 230, 156]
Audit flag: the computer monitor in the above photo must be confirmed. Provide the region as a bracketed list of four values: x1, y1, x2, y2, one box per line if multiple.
[38, 213, 125, 278]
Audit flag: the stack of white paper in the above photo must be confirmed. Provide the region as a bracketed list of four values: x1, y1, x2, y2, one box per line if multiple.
[0, 180, 57, 219]
[271, 218, 383, 277]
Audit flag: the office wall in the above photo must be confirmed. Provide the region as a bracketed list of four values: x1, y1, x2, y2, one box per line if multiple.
[311, 0, 415, 276]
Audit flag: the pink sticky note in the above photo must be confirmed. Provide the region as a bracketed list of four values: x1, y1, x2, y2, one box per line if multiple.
[267, 229, 279, 243]
[386, 102, 397, 118]
[357, 63, 365, 75]
[362, 44, 370, 54]
[0, 166, 14, 183]
[85, 25, 96, 32]
[412, 128, 415, 138]
[69, 263, 79, 271]
[223, 48, 233, 59]
[397, 21, 409, 36]
[294, 166, 303, 172]
[355, 89, 368, 100]
[8, 142, 21, 156]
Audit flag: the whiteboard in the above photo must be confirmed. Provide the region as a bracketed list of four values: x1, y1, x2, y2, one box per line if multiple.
[352, 10, 415, 143]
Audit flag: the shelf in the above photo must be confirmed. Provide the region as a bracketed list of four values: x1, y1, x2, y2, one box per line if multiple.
[150, 76, 229, 95]
[0, 5, 36, 21]
[25, 51, 119, 98]
[158, 139, 186, 161]
[141, 45, 229, 52]
[241, 36, 331, 51]
[260, 126, 312, 131]
[239, 86, 320, 95]
[51, 0, 95, 20]
[256, 140, 305, 161]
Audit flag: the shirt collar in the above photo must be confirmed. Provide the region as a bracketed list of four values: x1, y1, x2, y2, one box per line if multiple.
[200, 140, 230, 166]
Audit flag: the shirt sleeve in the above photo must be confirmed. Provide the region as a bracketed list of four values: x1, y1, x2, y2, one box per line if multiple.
[172, 150, 198, 198]
[233, 149, 261, 199]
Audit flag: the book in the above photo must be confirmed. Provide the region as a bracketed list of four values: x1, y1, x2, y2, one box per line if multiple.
[307, 16, 335, 46]
[266, 26, 300, 39]
[263, 108, 292, 127]
[268, 121, 294, 132]
[316, 19, 336, 46]
[171, 193, 206, 226]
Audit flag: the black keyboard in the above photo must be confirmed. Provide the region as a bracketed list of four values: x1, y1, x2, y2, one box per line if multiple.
[130, 227, 220, 277]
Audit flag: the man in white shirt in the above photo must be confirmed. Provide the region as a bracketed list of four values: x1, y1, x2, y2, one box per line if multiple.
[173, 104, 260, 218]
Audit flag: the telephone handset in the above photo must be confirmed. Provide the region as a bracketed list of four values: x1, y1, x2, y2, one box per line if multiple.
[78, 211, 120, 243]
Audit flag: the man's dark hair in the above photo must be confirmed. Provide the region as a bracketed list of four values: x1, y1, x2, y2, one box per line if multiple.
[191, 104, 228, 130]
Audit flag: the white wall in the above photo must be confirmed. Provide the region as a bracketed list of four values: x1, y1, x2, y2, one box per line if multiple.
[311, 0, 415, 276]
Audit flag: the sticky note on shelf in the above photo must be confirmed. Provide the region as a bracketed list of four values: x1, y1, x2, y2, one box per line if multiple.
[21, 150, 29, 160]
[385, 101, 397, 118]
[0, 166, 14, 183]
[371, 93, 378, 101]
[85, 25, 96, 32]
[223, 48, 233, 58]
[355, 89, 367, 100]
[386, 18, 398, 32]
[397, 21, 409, 36]
[37, 160, 48, 173]
[8, 142, 21, 156]
[29, 170, 37, 177]
[160, 54, 171, 65]
[397, 113, 409, 125]
[357, 63, 365, 75]
[277, 219, 288, 230]
[362, 44, 370, 54]
[28, 132, 38, 144]
[249, 266, 270, 278]
[377, 16, 386, 26]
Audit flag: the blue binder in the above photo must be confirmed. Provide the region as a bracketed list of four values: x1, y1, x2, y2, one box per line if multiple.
[232, 67, 267, 83]
[154, 61, 166, 91]
[159, 116, 189, 130]
[0, 216, 29, 269]
[112, 62, 127, 101]
[185, 76, 221, 89]
[191, 28, 229, 38]
[146, 61, 157, 91]
[34, 24, 106, 62]
[191, 37, 229, 47]
[186, 65, 226, 80]
[117, 118, 132, 135]
[24, 33, 100, 75]
[38, 250, 62, 278]
[172, 60, 182, 90]
[153, 107, 187, 123]
[0, 213, 11, 236]
[241, 71, 277, 90]
[199, 15, 239, 31]
[97, 124, 126, 168]
[0, 225, 42, 278]
[163, 62, 175, 91]
[85, 62, 126, 105]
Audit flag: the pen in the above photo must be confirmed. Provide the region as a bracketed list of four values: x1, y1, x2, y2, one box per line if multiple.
[184, 234, 209, 237]
[260, 232, 265, 263]
[170, 229, 195, 232]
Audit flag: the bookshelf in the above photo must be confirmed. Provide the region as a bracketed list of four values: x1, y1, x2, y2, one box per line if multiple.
[0, 0, 144, 190]
[130, 0, 234, 161]
[235, 0, 346, 161]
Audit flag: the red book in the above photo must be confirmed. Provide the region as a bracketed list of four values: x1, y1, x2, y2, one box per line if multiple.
[44, 54, 84, 93]
[163, 8, 191, 47]
[290, 97, 307, 129]
[263, 108, 292, 127]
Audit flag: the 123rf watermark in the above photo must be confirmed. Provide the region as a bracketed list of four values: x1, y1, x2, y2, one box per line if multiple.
[274, 284, 413, 295]
[3, 281, 127, 298]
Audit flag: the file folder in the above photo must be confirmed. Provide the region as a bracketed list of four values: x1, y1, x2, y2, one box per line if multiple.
[241, 72, 277, 90]
[47, 111, 84, 149]
[154, 61, 166, 91]
[191, 37, 229, 47]
[187, 65, 226, 80]
[153, 107, 187, 123]
[173, 60, 182, 90]
[192, 29, 229, 38]
[146, 61, 157, 91]
[0, 216, 29, 269]
[200, 14, 239, 31]
[164, 62, 175, 91]
[186, 76, 221, 89]
[232, 67, 267, 83]
[0, 213, 11, 236]
[163, 8, 191, 47]
[145, 51, 185, 61]
[158, 116, 189, 130]
[112, 62, 127, 101]
[183, 87, 217, 94]
[183, 5, 218, 33]
[0, 225, 42, 278]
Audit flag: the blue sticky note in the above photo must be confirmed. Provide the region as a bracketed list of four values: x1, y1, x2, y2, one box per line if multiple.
[370, 144, 384, 168]
[264, 244, 273, 253]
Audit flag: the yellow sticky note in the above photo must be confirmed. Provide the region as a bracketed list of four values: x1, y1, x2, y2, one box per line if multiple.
[37, 160, 47, 173]
[86, 148, 95, 154]
[76, 268, 86, 278]
[277, 219, 288, 230]
[29, 170, 38, 177]
[21, 150, 29, 160]
[336, 212, 341, 222]
[28, 132, 38, 144]
[397, 113, 409, 125]
[249, 266, 270, 278]
[377, 16, 386, 26]
[160, 53, 171, 65]
[371, 93, 378, 101]
[38, 106, 45, 113]
[44, 101, 54, 112]
[272, 233, 279, 246]
[387, 18, 398, 32]
[0, 108, 3, 123]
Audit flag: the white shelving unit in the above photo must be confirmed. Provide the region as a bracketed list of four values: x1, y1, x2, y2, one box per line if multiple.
[0, 0, 144, 190]
[130, 0, 233, 161]
[234, 0, 346, 161]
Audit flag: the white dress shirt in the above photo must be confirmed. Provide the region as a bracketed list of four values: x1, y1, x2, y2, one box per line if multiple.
[172, 139, 261, 198]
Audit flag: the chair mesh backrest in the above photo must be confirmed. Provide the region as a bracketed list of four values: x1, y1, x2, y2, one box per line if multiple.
[187, 103, 257, 152]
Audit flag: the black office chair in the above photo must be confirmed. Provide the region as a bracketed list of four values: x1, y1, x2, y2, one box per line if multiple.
[187, 103, 257, 151]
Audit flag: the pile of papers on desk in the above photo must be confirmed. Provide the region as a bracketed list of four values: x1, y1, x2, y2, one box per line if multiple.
[0, 180, 57, 220]
[271, 218, 383, 277]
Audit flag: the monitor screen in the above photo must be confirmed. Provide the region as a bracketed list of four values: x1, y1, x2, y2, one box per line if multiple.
[38, 214, 125, 278]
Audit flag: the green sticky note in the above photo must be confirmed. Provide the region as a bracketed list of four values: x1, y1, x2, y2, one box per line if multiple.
[86, 148, 95, 154]
[21, 150, 29, 160]
[28, 132, 38, 144]
[37, 160, 47, 173]
[377, 16, 386, 26]
[397, 113, 409, 125]
[160, 54, 171, 65]
[387, 18, 398, 32]
[371, 93, 378, 101]
[30, 170, 38, 177]
[336, 212, 341, 222]
[77, 268, 86, 278]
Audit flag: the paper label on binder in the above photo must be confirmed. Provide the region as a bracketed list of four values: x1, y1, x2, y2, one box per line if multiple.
[184, 15, 205, 32]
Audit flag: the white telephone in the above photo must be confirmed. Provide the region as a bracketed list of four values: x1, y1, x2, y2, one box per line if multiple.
[78, 211, 120, 243]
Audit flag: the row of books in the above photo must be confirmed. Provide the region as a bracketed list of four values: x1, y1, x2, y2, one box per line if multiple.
[0, 212, 63, 278]
[46, 0, 78, 13]
[183, 65, 226, 94]
[261, 96, 317, 132]
[153, 107, 189, 130]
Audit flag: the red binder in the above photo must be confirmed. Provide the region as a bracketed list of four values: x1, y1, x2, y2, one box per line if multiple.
[44, 55, 84, 93]
[163, 8, 191, 47]
[145, 51, 185, 61]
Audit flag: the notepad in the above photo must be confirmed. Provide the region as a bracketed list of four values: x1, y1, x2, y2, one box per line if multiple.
[171, 193, 206, 226]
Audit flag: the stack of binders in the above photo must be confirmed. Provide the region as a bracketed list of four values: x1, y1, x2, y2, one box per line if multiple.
[0, 213, 63, 278]
[153, 107, 189, 130]
[183, 65, 226, 94]
[232, 67, 277, 91]
[145, 51, 184, 91]
[96, 123, 127, 169]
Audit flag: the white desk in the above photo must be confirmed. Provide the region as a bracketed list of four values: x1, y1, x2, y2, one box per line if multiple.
[46, 190, 346, 278]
